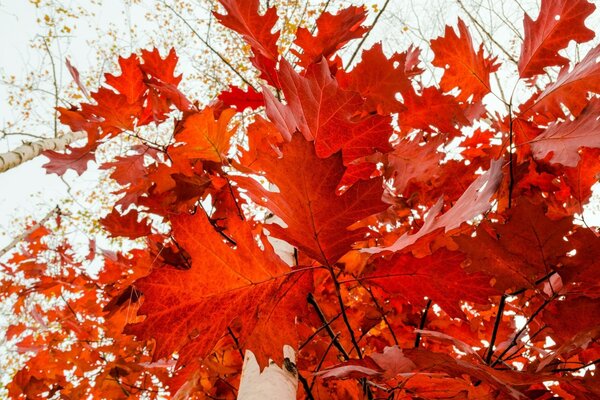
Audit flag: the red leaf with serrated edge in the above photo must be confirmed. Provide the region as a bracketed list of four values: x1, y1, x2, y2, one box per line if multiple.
[218, 86, 264, 111]
[169, 108, 236, 163]
[338, 43, 422, 114]
[236, 134, 387, 266]
[519, 0, 596, 78]
[386, 134, 444, 194]
[140, 48, 182, 86]
[105, 54, 145, 104]
[270, 59, 392, 163]
[521, 44, 600, 120]
[292, 6, 368, 68]
[125, 212, 311, 367]
[215, 0, 279, 61]
[531, 97, 600, 167]
[430, 19, 499, 103]
[365, 249, 498, 319]
[400, 86, 469, 134]
[43, 135, 98, 176]
[100, 209, 152, 239]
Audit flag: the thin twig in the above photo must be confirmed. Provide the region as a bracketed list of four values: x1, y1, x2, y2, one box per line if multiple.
[552, 358, 600, 372]
[363, 284, 398, 345]
[40, 37, 59, 138]
[485, 295, 506, 364]
[345, 0, 391, 69]
[227, 326, 244, 359]
[298, 372, 315, 400]
[414, 299, 432, 347]
[299, 311, 342, 350]
[163, 2, 258, 92]
[491, 294, 557, 367]
[328, 266, 362, 358]
[456, 0, 518, 65]
[307, 293, 350, 360]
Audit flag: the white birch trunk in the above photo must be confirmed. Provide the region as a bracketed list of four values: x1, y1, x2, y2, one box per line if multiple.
[237, 345, 298, 400]
[0, 131, 86, 173]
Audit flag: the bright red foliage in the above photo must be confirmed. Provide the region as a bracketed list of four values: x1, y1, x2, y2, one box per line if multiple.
[3, 1, 600, 399]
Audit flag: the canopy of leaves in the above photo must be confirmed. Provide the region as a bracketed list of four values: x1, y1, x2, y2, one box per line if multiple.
[2, 0, 600, 399]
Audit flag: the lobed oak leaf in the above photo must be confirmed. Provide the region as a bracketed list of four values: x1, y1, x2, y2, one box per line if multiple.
[292, 6, 368, 68]
[140, 48, 182, 86]
[430, 19, 500, 103]
[271, 59, 393, 163]
[236, 134, 387, 265]
[125, 212, 311, 367]
[105, 54, 146, 104]
[531, 97, 600, 167]
[215, 0, 280, 61]
[559, 228, 600, 298]
[338, 43, 421, 114]
[43, 136, 98, 176]
[169, 108, 237, 163]
[519, 0, 596, 79]
[561, 147, 600, 207]
[386, 134, 444, 195]
[218, 85, 264, 111]
[100, 208, 152, 239]
[400, 86, 469, 134]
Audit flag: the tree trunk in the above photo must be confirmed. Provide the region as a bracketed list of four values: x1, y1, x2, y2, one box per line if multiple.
[0, 131, 86, 174]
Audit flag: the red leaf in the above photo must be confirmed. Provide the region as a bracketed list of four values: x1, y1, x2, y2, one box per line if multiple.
[338, 43, 422, 114]
[430, 19, 500, 103]
[43, 135, 98, 176]
[531, 97, 600, 167]
[126, 213, 311, 367]
[367, 158, 503, 253]
[140, 48, 182, 86]
[270, 59, 393, 162]
[366, 249, 498, 319]
[237, 134, 387, 265]
[521, 44, 600, 120]
[455, 199, 573, 291]
[292, 6, 368, 68]
[100, 209, 152, 239]
[105, 54, 146, 104]
[215, 0, 280, 61]
[519, 0, 596, 78]
[400, 86, 469, 134]
[218, 85, 264, 110]
[169, 108, 237, 163]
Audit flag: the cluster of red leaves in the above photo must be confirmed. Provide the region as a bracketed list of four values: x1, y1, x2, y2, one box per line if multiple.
[3, 0, 600, 398]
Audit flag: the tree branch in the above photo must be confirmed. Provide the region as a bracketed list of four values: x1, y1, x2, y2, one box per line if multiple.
[0, 131, 86, 174]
